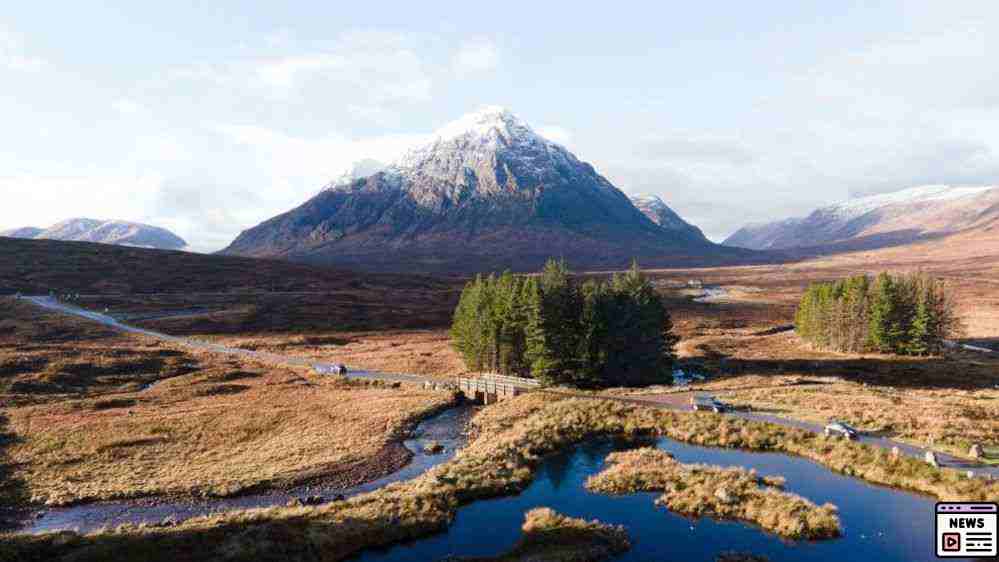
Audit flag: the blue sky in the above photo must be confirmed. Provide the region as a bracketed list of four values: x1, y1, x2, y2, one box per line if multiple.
[2, 1, 997, 250]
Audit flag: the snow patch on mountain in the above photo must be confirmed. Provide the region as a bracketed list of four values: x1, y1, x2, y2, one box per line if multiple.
[223, 106, 727, 272]
[723, 184, 999, 251]
[826, 185, 996, 220]
[627, 193, 707, 240]
[0, 226, 43, 239]
[6, 218, 188, 250]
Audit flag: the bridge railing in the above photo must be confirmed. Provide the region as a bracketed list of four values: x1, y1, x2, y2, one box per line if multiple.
[475, 373, 541, 388]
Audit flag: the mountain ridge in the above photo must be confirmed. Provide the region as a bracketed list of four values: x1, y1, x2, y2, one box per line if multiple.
[223, 106, 747, 273]
[723, 185, 999, 252]
[2, 218, 187, 250]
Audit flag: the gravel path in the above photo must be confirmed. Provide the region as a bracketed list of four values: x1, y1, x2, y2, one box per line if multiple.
[20, 295, 999, 477]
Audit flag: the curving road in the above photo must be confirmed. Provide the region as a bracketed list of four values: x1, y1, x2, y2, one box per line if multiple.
[18, 295, 999, 477]
[22, 296, 431, 385]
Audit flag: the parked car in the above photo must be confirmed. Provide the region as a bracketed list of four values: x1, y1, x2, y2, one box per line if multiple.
[314, 363, 348, 376]
[823, 420, 858, 440]
[691, 394, 729, 413]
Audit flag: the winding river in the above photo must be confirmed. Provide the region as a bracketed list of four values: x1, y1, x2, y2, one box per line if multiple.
[15, 403, 977, 561]
[357, 437, 970, 562]
[20, 405, 475, 535]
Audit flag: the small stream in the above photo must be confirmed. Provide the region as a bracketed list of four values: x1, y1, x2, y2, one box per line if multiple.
[357, 437, 969, 562]
[20, 405, 475, 535]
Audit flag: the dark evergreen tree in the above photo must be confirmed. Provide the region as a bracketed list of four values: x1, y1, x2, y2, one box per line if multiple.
[525, 259, 583, 385]
[796, 271, 958, 356]
[869, 272, 902, 353]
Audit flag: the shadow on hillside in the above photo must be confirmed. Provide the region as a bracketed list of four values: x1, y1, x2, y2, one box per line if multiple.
[692, 351, 999, 391]
[0, 412, 29, 531]
[0, 510, 437, 562]
[779, 229, 952, 260]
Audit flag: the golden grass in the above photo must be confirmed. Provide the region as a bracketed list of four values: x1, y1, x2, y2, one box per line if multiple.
[1, 302, 455, 506]
[198, 329, 468, 380]
[454, 507, 630, 562]
[585, 448, 839, 539]
[663, 319, 999, 458]
[7, 393, 998, 562]
[717, 373, 999, 459]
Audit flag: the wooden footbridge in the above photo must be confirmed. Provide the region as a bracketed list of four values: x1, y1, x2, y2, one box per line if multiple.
[454, 373, 541, 404]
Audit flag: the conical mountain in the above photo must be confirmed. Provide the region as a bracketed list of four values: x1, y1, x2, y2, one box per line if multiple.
[222, 106, 743, 272]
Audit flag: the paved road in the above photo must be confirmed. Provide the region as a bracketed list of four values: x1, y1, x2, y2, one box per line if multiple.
[22, 296, 432, 386]
[623, 390, 999, 477]
[18, 295, 999, 477]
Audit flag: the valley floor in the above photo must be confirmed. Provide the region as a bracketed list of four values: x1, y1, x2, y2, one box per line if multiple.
[0, 300, 452, 512]
[4, 239, 999, 560]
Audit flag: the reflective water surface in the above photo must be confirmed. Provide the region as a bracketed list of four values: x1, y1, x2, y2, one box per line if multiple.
[358, 437, 968, 562]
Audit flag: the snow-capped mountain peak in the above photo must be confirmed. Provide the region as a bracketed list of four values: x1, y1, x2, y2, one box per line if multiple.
[723, 184, 999, 251]
[432, 105, 533, 142]
[3, 218, 188, 250]
[824, 184, 996, 220]
[627, 193, 707, 241]
[223, 106, 727, 272]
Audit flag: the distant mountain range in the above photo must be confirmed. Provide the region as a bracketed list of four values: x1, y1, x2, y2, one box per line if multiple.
[724, 185, 999, 252]
[628, 193, 706, 241]
[223, 106, 744, 272]
[1, 218, 187, 250]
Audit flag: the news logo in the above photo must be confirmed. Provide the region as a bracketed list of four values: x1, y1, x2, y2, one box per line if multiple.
[936, 502, 997, 558]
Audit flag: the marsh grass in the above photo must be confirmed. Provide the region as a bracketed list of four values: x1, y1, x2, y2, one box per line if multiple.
[585, 448, 840, 539]
[450, 507, 630, 561]
[8, 392, 998, 561]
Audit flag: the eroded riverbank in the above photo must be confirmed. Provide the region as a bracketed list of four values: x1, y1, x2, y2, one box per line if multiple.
[15, 405, 475, 535]
[6, 394, 997, 562]
[358, 435, 960, 562]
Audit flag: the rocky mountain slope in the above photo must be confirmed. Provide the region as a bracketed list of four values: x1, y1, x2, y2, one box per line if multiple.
[724, 185, 999, 252]
[2, 218, 187, 250]
[223, 107, 744, 272]
[0, 226, 43, 239]
[628, 193, 706, 241]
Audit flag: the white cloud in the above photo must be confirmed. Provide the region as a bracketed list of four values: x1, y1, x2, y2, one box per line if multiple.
[255, 54, 344, 89]
[129, 135, 193, 163]
[536, 125, 572, 146]
[0, 29, 47, 72]
[452, 39, 499, 74]
[112, 99, 144, 115]
[213, 122, 427, 196]
[0, 174, 163, 230]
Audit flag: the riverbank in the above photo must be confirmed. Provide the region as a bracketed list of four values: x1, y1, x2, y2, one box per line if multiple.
[585, 448, 840, 540]
[0, 300, 456, 514]
[14, 404, 474, 536]
[448, 508, 630, 562]
[6, 392, 998, 562]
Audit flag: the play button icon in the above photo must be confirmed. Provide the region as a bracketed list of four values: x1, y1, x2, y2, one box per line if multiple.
[942, 532, 961, 552]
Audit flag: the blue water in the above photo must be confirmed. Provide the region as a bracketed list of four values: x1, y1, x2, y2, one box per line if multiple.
[357, 437, 970, 562]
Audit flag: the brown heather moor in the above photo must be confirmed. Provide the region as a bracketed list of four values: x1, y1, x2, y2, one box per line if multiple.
[0, 301, 454, 506]
[6, 393, 998, 562]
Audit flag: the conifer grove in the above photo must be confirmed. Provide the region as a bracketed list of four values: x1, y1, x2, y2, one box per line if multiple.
[794, 272, 960, 355]
[450, 259, 678, 387]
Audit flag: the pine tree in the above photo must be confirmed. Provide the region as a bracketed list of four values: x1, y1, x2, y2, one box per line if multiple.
[526, 259, 582, 385]
[869, 273, 902, 353]
[907, 282, 932, 356]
